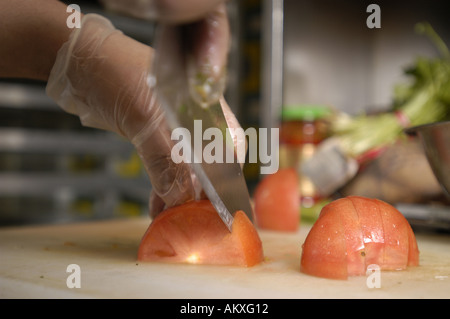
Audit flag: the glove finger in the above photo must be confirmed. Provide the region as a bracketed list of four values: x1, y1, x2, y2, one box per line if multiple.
[148, 190, 166, 218]
[132, 104, 196, 210]
[149, 161, 205, 218]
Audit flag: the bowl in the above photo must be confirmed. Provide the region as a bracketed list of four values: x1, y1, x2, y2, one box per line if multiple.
[405, 121, 450, 199]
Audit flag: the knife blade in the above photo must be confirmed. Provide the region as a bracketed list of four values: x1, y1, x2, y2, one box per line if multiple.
[150, 25, 254, 231]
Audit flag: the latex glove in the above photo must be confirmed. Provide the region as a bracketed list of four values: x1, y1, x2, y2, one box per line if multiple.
[101, 0, 230, 100]
[146, 1, 236, 214]
[46, 13, 242, 217]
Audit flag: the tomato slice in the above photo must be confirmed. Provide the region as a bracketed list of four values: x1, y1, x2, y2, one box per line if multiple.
[300, 206, 348, 279]
[137, 200, 264, 267]
[253, 168, 300, 232]
[300, 196, 420, 279]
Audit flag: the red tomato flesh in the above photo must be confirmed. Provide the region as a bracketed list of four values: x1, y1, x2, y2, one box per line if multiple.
[300, 196, 420, 279]
[137, 200, 264, 267]
[253, 168, 301, 232]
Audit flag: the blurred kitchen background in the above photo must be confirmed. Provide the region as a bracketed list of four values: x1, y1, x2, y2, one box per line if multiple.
[1, 0, 449, 227]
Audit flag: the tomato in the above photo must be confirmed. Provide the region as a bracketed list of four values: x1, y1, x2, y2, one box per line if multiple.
[137, 200, 264, 267]
[253, 168, 301, 232]
[300, 196, 419, 279]
[299, 208, 348, 279]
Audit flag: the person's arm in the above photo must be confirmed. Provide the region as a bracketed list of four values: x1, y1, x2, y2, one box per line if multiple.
[0, 0, 74, 81]
[1, 0, 238, 217]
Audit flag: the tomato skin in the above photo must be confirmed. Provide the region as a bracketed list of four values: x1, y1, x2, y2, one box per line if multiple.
[325, 198, 366, 276]
[300, 196, 420, 279]
[376, 199, 409, 270]
[137, 200, 264, 267]
[253, 168, 301, 232]
[407, 223, 420, 267]
[348, 197, 385, 269]
[232, 210, 265, 267]
[300, 208, 348, 279]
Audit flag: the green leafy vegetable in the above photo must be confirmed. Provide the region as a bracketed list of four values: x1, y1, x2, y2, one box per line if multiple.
[332, 22, 450, 158]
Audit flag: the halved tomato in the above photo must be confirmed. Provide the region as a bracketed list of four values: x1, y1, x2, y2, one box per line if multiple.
[253, 168, 301, 232]
[138, 200, 264, 267]
[300, 196, 419, 279]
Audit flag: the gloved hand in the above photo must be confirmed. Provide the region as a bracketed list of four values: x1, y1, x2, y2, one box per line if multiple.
[46, 13, 242, 217]
[101, 0, 230, 106]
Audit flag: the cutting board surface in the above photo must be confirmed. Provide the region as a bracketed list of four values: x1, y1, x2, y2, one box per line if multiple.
[0, 217, 449, 299]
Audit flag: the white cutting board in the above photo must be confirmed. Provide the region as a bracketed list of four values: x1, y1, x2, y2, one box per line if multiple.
[0, 217, 449, 299]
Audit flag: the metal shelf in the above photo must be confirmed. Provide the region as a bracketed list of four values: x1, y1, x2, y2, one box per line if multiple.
[0, 171, 150, 201]
[0, 82, 150, 225]
[0, 82, 59, 110]
[0, 2, 159, 226]
[0, 128, 133, 154]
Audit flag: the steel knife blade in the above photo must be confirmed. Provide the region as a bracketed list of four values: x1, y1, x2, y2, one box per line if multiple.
[151, 25, 254, 231]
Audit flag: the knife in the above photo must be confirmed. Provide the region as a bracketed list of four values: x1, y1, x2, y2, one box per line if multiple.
[150, 25, 254, 231]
